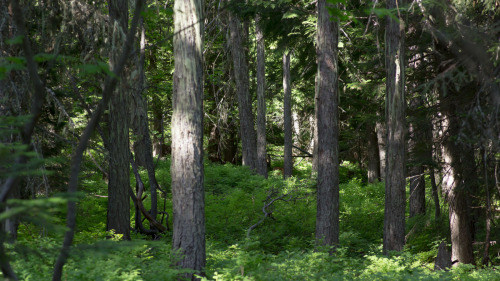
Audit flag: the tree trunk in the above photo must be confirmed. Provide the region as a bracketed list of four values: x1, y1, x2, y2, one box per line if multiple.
[441, 101, 474, 265]
[315, 0, 340, 248]
[367, 123, 381, 183]
[376, 120, 386, 181]
[283, 52, 293, 178]
[171, 0, 205, 278]
[130, 19, 159, 223]
[408, 97, 426, 217]
[107, 0, 131, 241]
[228, 8, 258, 171]
[383, 0, 406, 254]
[255, 15, 267, 178]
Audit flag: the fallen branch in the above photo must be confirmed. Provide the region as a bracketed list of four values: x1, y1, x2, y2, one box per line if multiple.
[246, 187, 312, 239]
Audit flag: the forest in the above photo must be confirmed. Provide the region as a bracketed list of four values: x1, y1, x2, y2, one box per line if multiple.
[1, 0, 499, 280]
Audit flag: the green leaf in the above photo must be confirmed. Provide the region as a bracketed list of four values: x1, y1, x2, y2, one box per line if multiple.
[283, 11, 299, 19]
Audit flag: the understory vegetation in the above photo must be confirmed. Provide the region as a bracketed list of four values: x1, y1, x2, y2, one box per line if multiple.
[7, 159, 500, 280]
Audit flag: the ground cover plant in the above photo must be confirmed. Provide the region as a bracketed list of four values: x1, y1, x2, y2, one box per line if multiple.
[5, 160, 499, 280]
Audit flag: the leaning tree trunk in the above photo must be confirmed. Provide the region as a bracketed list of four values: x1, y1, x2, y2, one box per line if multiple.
[106, 0, 131, 241]
[171, 0, 205, 278]
[383, 0, 406, 254]
[255, 15, 268, 178]
[283, 52, 293, 178]
[315, 0, 340, 248]
[228, 7, 258, 170]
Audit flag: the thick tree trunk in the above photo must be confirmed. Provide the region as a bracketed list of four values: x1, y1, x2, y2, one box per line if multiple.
[441, 102, 475, 265]
[171, 0, 205, 278]
[106, 0, 131, 241]
[315, 0, 339, 248]
[383, 0, 406, 254]
[228, 9, 258, 171]
[367, 123, 381, 183]
[255, 15, 267, 178]
[283, 52, 293, 178]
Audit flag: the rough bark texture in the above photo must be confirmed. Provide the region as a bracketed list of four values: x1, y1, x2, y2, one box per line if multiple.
[283, 52, 293, 178]
[106, 0, 131, 241]
[367, 124, 381, 183]
[383, 0, 406, 254]
[228, 8, 257, 171]
[255, 15, 268, 178]
[171, 0, 206, 277]
[315, 0, 339, 248]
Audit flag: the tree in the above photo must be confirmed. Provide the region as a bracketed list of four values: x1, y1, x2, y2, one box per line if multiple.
[171, 0, 206, 278]
[283, 51, 292, 178]
[255, 14, 268, 178]
[315, 0, 339, 248]
[106, 0, 131, 241]
[383, 0, 406, 254]
[228, 2, 258, 171]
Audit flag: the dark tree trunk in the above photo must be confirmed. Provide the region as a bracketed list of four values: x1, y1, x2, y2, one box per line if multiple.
[130, 20, 159, 223]
[255, 15, 268, 178]
[228, 8, 258, 171]
[283, 52, 293, 178]
[106, 0, 131, 241]
[383, 0, 406, 254]
[171, 0, 205, 278]
[367, 123, 381, 183]
[408, 97, 426, 217]
[315, 0, 340, 248]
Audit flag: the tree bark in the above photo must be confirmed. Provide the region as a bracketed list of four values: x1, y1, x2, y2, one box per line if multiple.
[383, 0, 406, 254]
[171, 0, 206, 278]
[315, 0, 339, 248]
[441, 99, 474, 265]
[367, 123, 381, 183]
[228, 6, 258, 171]
[106, 0, 131, 241]
[283, 52, 293, 178]
[255, 15, 267, 178]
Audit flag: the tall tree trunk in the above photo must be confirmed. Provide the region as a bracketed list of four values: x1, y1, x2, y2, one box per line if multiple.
[367, 123, 381, 183]
[106, 0, 131, 241]
[315, 0, 339, 248]
[171, 0, 205, 277]
[130, 19, 159, 224]
[255, 15, 267, 178]
[383, 0, 406, 254]
[228, 7, 257, 171]
[283, 52, 293, 178]
[408, 97, 426, 217]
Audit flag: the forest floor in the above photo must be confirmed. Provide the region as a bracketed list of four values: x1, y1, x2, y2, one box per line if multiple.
[6, 159, 500, 280]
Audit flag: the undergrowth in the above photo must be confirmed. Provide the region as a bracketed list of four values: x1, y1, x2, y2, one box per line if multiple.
[5, 159, 500, 280]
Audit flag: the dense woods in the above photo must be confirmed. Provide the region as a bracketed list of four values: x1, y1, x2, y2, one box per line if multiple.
[1, 0, 499, 280]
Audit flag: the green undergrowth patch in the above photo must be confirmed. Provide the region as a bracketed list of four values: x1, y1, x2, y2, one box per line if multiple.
[5, 158, 499, 280]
